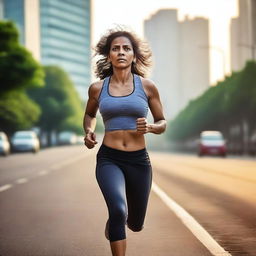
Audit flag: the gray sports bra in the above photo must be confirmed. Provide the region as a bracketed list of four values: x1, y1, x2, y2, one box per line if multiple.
[98, 74, 149, 131]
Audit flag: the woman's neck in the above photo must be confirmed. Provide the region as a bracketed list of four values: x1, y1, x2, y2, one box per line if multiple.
[111, 68, 133, 85]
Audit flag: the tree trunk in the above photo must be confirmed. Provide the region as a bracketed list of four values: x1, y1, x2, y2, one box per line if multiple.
[47, 130, 52, 147]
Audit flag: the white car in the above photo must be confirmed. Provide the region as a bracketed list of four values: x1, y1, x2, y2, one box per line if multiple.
[0, 132, 10, 156]
[11, 131, 40, 153]
[58, 131, 77, 145]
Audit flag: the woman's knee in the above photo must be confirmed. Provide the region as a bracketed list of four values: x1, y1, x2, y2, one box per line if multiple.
[109, 204, 127, 222]
[127, 223, 144, 232]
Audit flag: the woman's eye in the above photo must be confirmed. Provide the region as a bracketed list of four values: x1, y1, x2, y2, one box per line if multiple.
[124, 47, 131, 51]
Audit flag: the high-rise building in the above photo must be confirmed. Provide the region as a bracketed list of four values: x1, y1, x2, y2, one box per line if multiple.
[144, 10, 181, 120]
[40, 0, 91, 97]
[2, 0, 91, 99]
[180, 16, 209, 110]
[230, 0, 256, 71]
[144, 10, 209, 120]
[0, 0, 4, 19]
[3, 0, 26, 45]
[252, 0, 256, 47]
[2, 0, 40, 60]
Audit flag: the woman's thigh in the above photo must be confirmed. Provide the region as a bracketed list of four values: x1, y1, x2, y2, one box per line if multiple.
[96, 162, 127, 214]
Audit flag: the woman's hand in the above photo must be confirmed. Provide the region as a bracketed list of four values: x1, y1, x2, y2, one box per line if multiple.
[84, 131, 98, 149]
[136, 118, 151, 134]
[136, 117, 166, 134]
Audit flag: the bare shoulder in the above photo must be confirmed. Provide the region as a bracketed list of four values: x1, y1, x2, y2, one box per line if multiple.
[88, 80, 104, 99]
[140, 77, 159, 98]
[89, 80, 104, 93]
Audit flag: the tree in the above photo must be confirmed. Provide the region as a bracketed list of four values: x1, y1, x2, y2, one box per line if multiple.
[0, 90, 41, 134]
[168, 61, 256, 142]
[0, 21, 44, 92]
[28, 66, 85, 144]
[0, 21, 44, 133]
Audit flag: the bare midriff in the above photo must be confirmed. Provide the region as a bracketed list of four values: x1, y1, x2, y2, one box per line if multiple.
[102, 130, 146, 151]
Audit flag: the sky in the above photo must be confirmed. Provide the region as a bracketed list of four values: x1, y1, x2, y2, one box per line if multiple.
[92, 0, 238, 85]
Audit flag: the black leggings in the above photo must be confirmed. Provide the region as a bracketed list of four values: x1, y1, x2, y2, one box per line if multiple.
[96, 144, 152, 242]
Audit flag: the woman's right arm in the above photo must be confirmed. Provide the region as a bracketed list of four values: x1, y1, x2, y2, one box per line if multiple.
[83, 82, 102, 149]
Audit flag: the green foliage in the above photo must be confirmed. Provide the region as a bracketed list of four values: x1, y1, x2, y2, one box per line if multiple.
[28, 66, 85, 133]
[0, 21, 44, 133]
[168, 61, 256, 141]
[0, 21, 44, 93]
[62, 101, 85, 134]
[0, 21, 19, 50]
[0, 90, 41, 134]
[225, 61, 256, 117]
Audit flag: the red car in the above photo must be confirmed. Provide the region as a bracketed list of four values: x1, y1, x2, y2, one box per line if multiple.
[198, 131, 227, 157]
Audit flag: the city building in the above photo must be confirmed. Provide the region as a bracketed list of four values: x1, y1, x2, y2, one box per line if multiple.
[40, 0, 91, 97]
[0, 0, 4, 19]
[2, 0, 91, 99]
[144, 9, 181, 120]
[180, 16, 209, 111]
[144, 9, 209, 120]
[230, 0, 256, 71]
[3, 0, 26, 45]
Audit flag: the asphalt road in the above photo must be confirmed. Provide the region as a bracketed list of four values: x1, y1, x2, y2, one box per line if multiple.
[0, 145, 255, 256]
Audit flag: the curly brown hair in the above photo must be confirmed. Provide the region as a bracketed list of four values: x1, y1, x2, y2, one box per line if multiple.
[94, 27, 152, 79]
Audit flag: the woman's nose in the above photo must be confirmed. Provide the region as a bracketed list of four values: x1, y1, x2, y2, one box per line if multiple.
[118, 48, 125, 55]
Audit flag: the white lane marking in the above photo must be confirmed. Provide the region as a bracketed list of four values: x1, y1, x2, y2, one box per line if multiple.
[38, 170, 48, 176]
[16, 178, 28, 184]
[0, 184, 13, 192]
[0, 153, 88, 193]
[49, 154, 86, 171]
[152, 182, 232, 256]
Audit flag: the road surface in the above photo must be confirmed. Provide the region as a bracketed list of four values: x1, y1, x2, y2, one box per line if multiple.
[0, 145, 255, 256]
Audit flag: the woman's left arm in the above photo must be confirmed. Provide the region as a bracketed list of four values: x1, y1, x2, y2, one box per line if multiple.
[136, 79, 167, 134]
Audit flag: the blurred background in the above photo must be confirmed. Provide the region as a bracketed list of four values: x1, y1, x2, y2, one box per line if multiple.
[1, 1, 256, 256]
[0, 0, 255, 156]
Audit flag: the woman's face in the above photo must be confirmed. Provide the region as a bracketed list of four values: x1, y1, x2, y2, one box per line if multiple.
[108, 36, 135, 69]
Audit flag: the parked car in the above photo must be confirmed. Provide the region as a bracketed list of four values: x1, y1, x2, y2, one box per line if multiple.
[11, 131, 40, 153]
[198, 131, 227, 157]
[58, 131, 77, 145]
[76, 135, 85, 145]
[0, 132, 10, 156]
